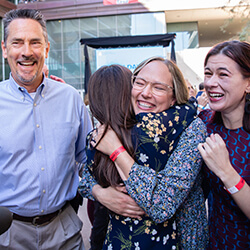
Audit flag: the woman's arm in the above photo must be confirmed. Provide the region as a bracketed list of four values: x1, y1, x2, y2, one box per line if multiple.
[95, 118, 207, 223]
[125, 118, 206, 223]
[198, 133, 250, 219]
[93, 101, 198, 180]
[92, 125, 134, 179]
[92, 184, 145, 218]
[78, 162, 98, 200]
[78, 151, 145, 218]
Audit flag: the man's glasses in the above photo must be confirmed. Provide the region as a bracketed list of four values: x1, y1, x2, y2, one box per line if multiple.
[132, 76, 174, 96]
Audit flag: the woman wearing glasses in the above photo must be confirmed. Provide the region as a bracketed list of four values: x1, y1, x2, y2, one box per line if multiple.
[79, 57, 208, 249]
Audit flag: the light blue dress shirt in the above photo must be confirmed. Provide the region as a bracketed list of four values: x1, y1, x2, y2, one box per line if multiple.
[0, 74, 92, 216]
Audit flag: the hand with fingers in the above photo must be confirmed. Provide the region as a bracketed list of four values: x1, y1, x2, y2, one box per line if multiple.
[91, 124, 122, 156]
[197, 92, 209, 111]
[198, 133, 232, 179]
[92, 184, 145, 219]
[50, 75, 66, 84]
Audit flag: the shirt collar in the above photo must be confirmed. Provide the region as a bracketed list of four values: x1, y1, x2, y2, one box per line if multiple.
[9, 73, 47, 101]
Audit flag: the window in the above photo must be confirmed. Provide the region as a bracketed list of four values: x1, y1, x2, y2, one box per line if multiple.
[167, 22, 199, 51]
[44, 12, 166, 91]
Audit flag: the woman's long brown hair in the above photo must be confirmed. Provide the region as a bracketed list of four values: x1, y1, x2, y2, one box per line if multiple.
[88, 65, 137, 187]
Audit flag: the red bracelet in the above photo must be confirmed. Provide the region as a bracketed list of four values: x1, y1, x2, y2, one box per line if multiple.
[224, 177, 245, 194]
[109, 146, 126, 162]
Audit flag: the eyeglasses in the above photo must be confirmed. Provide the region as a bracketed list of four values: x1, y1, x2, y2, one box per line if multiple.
[131, 76, 174, 96]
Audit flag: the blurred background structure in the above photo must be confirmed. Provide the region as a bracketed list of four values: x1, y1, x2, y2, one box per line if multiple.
[1, 0, 249, 95]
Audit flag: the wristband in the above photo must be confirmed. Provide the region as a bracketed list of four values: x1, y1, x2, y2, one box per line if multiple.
[109, 146, 126, 162]
[198, 104, 205, 110]
[224, 177, 245, 194]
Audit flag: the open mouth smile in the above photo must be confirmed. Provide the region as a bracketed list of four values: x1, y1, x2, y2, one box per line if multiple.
[209, 93, 224, 98]
[138, 101, 154, 109]
[18, 61, 36, 66]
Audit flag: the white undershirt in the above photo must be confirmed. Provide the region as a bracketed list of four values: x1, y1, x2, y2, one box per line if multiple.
[29, 92, 36, 99]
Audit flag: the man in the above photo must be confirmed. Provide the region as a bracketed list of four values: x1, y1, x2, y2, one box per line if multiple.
[0, 9, 92, 249]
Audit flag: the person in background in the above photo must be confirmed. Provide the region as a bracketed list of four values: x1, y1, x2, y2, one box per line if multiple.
[196, 82, 205, 98]
[42, 63, 66, 83]
[0, 9, 92, 249]
[198, 40, 250, 249]
[186, 78, 197, 98]
[194, 82, 210, 113]
[79, 57, 208, 249]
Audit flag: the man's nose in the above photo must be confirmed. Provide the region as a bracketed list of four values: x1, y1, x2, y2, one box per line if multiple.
[21, 43, 33, 57]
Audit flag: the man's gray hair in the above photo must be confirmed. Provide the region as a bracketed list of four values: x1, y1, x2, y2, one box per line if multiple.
[3, 9, 48, 46]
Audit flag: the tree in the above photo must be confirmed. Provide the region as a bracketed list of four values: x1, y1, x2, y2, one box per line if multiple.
[220, 0, 250, 41]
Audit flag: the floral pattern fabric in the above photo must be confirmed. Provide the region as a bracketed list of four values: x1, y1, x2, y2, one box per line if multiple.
[104, 215, 177, 250]
[125, 118, 209, 249]
[79, 99, 209, 249]
[133, 99, 197, 171]
[102, 101, 197, 250]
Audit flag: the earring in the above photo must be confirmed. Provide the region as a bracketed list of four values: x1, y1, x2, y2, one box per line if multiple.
[245, 92, 250, 114]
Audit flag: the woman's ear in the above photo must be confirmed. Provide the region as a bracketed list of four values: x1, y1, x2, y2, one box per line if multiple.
[246, 78, 250, 93]
[171, 98, 176, 106]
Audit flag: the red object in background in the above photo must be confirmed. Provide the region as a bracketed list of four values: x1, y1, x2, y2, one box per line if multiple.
[103, 0, 139, 5]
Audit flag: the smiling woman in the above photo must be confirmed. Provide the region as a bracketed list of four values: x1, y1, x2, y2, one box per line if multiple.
[203, 54, 248, 122]
[198, 40, 250, 249]
[131, 60, 176, 115]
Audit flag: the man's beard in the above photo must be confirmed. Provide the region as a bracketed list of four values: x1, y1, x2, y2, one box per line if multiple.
[16, 70, 38, 84]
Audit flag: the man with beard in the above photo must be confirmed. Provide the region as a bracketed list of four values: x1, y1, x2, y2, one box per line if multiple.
[0, 9, 92, 249]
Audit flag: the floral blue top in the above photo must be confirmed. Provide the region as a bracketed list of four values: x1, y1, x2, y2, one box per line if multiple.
[125, 118, 209, 249]
[79, 101, 209, 249]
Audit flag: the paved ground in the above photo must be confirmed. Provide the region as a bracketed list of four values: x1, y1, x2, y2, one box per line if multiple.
[78, 198, 92, 250]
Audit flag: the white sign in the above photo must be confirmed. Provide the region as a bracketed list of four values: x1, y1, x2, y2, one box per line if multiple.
[96, 46, 165, 72]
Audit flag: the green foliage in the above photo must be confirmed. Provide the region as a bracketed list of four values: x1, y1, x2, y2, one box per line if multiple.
[220, 0, 250, 41]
